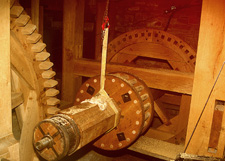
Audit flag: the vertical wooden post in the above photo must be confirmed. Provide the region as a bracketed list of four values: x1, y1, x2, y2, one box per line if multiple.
[31, 0, 39, 32]
[176, 95, 191, 133]
[39, 6, 44, 35]
[62, 0, 85, 103]
[186, 0, 225, 158]
[0, 0, 11, 138]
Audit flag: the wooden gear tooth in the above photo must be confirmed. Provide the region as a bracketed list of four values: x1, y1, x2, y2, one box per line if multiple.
[141, 93, 149, 102]
[135, 85, 144, 92]
[31, 42, 46, 53]
[42, 70, 56, 79]
[27, 33, 42, 44]
[145, 112, 150, 120]
[143, 121, 148, 127]
[46, 106, 61, 115]
[10, 0, 15, 8]
[39, 61, 54, 70]
[46, 98, 60, 106]
[10, 20, 16, 30]
[15, 15, 30, 27]
[45, 89, 60, 97]
[35, 52, 50, 61]
[119, 74, 129, 80]
[128, 79, 137, 85]
[10, 6, 24, 18]
[44, 79, 58, 88]
[21, 24, 36, 35]
[143, 102, 151, 111]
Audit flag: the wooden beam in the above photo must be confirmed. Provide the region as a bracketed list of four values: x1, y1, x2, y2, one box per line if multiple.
[73, 59, 193, 94]
[129, 136, 184, 160]
[62, 0, 84, 103]
[39, 6, 43, 35]
[118, 43, 183, 62]
[31, 0, 39, 32]
[186, 0, 225, 158]
[176, 95, 191, 133]
[0, 0, 11, 138]
[154, 100, 171, 125]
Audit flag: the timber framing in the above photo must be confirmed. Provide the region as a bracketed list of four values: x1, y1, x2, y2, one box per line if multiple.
[73, 58, 193, 94]
[0, 0, 11, 139]
[185, 0, 225, 158]
[62, 0, 85, 104]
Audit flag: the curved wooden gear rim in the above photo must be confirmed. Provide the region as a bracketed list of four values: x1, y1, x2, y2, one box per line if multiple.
[9, 0, 60, 160]
[10, 1, 60, 111]
[105, 28, 196, 72]
[111, 72, 154, 134]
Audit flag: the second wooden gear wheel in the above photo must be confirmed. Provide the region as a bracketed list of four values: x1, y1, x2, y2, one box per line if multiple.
[75, 72, 154, 150]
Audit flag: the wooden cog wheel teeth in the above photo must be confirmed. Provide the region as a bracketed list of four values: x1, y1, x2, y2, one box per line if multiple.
[10, 1, 60, 116]
[111, 72, 154, 133]
[107, 28, 196, 72]
[75, 72, 154, 150]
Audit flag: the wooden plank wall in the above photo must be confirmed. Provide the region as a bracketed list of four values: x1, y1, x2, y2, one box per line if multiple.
[0, 0, 11, 138]
[186, 0, 225, 158]
[62, 0, 85, 104]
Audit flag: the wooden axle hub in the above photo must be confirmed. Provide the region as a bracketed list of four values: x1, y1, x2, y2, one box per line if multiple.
[33, 72, 154, 161]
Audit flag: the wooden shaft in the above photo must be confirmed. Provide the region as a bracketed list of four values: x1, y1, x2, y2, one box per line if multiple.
[60, 102, 117, 150]
[33, 101, 118, 160]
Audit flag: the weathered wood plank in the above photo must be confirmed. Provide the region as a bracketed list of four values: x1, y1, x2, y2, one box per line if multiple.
[73, 59, 193, 94]
[129, 136, 184, 160]
[144, 128, 175, 141]
[62, 0, 84, 103]
[186, 0, 225, 158]
[0, 0, 12, 138]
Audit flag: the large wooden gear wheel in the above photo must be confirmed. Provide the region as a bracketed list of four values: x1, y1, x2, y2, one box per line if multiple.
[106, 28, 196, 72]
[75, 72, 154, 150]
[9, 0, 60, 160]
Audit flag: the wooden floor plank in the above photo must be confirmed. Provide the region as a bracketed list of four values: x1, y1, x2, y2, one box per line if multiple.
[129, 136, 184, 160]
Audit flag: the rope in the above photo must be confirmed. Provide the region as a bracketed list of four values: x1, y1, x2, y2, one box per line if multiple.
[101, 0, 110, 39]
[100, 0, 110, 91]
[99, 0, 120, 129]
